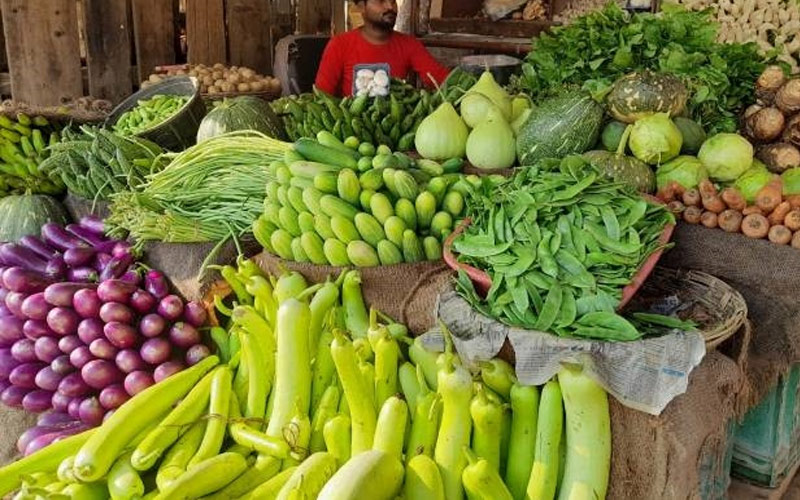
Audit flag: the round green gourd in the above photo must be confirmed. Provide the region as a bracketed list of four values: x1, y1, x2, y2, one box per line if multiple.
[197, 96, 286, 142]
[0, 194, 69, 243]
[673, 117, 707, 155]
[606, 71, 688, 124]
[600, 121, 628, 152]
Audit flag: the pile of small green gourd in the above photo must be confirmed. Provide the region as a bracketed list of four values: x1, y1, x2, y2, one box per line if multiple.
[253, 132, 476, 267]
[113, 95, 191, 136]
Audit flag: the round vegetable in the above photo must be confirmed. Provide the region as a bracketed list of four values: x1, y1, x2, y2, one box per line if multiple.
[138, 313, 166, 338]
[77, 318, 105, 344]
[129, 289, 157, 314]
[157, 295, 184, 321]
[629, 113, 682, 165]
[115, 349, 147, 374]
[124, 370, 154, 396]
[656, 156, 707, 191]
[81, 359, 122, 390]
[168, 322, 201, 349]
[89, 338, 119, 360]
[140, 338, 171, 365]
[698, 133, 754, 182]
[153, 361, 185, 383]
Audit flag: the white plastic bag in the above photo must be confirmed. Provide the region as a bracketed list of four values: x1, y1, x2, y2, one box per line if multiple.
[483, 0, 527, 20]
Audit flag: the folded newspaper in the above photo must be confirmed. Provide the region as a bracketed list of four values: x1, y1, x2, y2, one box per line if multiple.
[428, 287, 707, 415]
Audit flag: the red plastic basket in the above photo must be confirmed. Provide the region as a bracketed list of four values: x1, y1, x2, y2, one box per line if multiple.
[442, 196, 675, 310]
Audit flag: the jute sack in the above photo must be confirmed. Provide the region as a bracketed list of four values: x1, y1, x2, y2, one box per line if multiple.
[0, 407, 37, 466]
[661, 224, 800, 411]
[142, 238, 261, 302]
[255, 252, 452, 335]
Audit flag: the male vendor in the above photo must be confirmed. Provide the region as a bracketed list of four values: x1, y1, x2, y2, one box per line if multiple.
[315, 0, 449, 97]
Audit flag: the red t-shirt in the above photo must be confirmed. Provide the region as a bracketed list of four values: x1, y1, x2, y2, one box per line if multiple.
[315, 29, 450, 97]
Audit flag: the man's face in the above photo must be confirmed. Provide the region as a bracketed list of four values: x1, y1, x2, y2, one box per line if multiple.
[362, 0, 397, 31]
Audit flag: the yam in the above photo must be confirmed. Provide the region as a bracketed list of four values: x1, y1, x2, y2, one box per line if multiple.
[745, 107, 785, 142]
[782, 114, 800, 147]
[742, 213, 770, 239]
[756, 65, 787, 104]
[775, 78, 800, 114]
[768, 224, 792, 244]
[757, 143, 800, 173]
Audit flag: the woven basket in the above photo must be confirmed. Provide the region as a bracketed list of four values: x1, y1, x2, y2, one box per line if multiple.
[625, 266, 747, 349]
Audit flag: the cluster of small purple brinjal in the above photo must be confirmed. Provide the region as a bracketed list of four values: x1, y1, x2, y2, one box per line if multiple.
[0, 216, 210, 456]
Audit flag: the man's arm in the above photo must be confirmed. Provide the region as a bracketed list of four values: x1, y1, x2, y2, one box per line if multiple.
[407, 37, 450, 88]
[315, 38, 343, 95]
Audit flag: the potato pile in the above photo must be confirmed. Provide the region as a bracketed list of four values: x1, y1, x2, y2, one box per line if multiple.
[661, 177, 800, 248]
[742, 66, 800, 174]
[142, 64, 281, 95]
[676, 0, 800, 72]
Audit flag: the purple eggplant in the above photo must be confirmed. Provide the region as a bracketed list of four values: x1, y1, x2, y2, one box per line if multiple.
[5, 292, 27, 319]
[34, 336, 60, 363]
[41, 223, 90, 251]
[23, 389, 54, 412]
[154, 361, 185, 383]
[183, 301, 208, 327]
[79, 216, 106, 236]
[138, 313, 165, 338]
[73, 288, 102, 319]
[112, 241, 133, 259]
[63, 247, 97, 267]
[9, 362, 45, 388]
[23, 319, 53, 340]
[140, 338, 171, 365]
[25, 425, 88, 456]
[119, 269, 142, 286]
[0, 303, 11, 320]
[0, 243, 48, 273]
[45, 282, 94, 308]
[21, 293, 51, 320]
[51, 355, 74, 376]
[168, 322, 201, 349]
[0, 347, 19, 378]
[99, 254, 134, 281]
[186, 344, 211, 366]
[130, 289, 156, 314]
[81, 359, 122, 389]
[51, 392, 72, 412]
[17, 422, 80, 453]
[67, 397, 82, 419]
[144, 270, 169, 299]
[69, 346, 93, 369]
[99, 303, 134, 324]
[103, 322, 137, 349]
[66, 266, 99, 283]
[99, 384, 129, 410]
[46, 307, 79, 336]
[77, 318, 104, 344]
[124, 371, 153, 396]
[10, 338, 37, 363]
[18, 235, 60, 261]
[97, 279, 137, 303]
[157, 295, 184, 321]
[58, 372, 91, 398]
[115, 349, 146, 374]
[57, 335, 82, 354]
[93, 253, 113, 272]
[0, 316, 25, 343]
[1, 385, 30, 407]
[2, 267, 52, 293]
[66, 224, 105, 247]
[45, 256, 67, 280]
[38, 410, 75, 427]
[89, 338, 118, 360]
[35, 366, 64, 391]
[78, 397, 105, 426]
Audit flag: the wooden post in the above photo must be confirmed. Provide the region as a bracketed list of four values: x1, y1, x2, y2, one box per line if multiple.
[298, 0, 332, 34]
[0, 10, 6, 71]
[332, 0, 347, 34]
[83, 0, 132, 104]
[132, 0, 176, 81]
[226, 0, 272, 73]
[185, 0, 226, 65]
[1, 0, 83, 106]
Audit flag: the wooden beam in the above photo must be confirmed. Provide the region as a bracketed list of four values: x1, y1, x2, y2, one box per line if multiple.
[131, 0, 176, 81]
[186, 0, 226, 65]
[226, 0, 272, 73]
[0, 9, 6, 71]
[1, 0, 83, 106]
[83, 0, 132, 104]
[332, 0, 347, 35]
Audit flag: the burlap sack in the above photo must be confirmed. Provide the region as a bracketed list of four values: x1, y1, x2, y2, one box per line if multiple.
[62, 194, 111, 221]
[661, 224, 800, 412]
[0, 407, 37, 467]
[142, 238, 261, 302]
[255, 252, 452, 335]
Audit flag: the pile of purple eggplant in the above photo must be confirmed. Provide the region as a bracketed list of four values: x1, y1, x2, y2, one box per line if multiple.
[0, 216, 211, 456]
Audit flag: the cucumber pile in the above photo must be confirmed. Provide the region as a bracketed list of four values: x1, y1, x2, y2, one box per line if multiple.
[254, 132, 471, 267]
[0, 113, 64, 197]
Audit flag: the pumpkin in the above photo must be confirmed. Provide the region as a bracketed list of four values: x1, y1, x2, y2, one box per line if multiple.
[606, 71, 688, 124]
[516, 92, 604, 165]
[583, 124, 656, 193]
[196, 96, 286, 142]
[0, 194, 69, 243]
[673, 116, 707, 155]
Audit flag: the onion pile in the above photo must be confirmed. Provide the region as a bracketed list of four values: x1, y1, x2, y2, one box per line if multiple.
[0, 217, 210, 455]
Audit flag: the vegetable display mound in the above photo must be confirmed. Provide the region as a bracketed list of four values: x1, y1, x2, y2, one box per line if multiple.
[512, 3, 768, 134]
[454, 156, 675, 340]
[113, 95, 191, 136]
